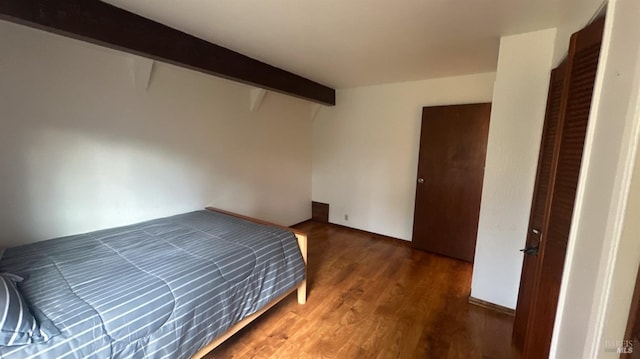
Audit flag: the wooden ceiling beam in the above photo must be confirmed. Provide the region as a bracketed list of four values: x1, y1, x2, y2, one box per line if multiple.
[0, 0, 336, 105]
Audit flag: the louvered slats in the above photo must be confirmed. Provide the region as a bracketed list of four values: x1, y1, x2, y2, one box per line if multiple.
[522, 16, 605, 359]
[531, 66, 565, 230]
[546, 38, 602, 250]
[512, 62, 566, 350]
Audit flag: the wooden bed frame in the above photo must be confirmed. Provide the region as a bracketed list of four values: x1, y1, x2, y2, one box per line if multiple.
[191, 207, 308, 359]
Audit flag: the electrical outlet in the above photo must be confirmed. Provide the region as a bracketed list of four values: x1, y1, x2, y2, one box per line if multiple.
[344, 214, 349, 221]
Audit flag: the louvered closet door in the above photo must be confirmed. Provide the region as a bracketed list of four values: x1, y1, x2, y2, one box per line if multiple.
[523, 16, 605, 359]
[622, 267, 640, 358]
[512, 61, 566, 351]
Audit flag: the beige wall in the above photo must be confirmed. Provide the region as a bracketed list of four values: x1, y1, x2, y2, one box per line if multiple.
[552, 0, 606, 64]
[590, 126, 640, 358]
[471, 28, 557, 309]
[0, 20, 312, 246]
[312, 73, 496, 240]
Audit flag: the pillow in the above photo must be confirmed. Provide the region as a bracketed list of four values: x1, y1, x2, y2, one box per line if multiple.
[0, 273, 58, 346]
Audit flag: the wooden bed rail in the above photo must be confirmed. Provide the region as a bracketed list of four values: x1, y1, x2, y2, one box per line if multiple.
[294, 232, 308, 305]
[205, 207, 307, 236]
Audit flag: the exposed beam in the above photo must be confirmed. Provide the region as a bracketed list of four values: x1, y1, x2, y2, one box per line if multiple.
[0, 0, 336, 106]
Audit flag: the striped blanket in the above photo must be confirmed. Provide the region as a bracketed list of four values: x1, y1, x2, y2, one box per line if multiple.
[0, 210, 305, 358]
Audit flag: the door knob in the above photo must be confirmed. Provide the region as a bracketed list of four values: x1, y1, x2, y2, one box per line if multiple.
[532, 228, 541, 235]
[520, 245, 539, 256]
[417, 178, 425, 184]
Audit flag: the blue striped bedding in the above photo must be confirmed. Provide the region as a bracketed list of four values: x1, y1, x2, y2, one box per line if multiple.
[0, 210, 305, 359]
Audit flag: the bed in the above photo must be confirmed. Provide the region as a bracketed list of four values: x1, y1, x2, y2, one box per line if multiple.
[0, 208, 307, 359]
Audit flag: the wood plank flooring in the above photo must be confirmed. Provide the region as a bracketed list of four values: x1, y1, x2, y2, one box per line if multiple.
[205, 221, 519, 359]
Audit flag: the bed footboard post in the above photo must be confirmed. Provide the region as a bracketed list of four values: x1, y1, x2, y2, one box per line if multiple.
[295, 233, 307, 304]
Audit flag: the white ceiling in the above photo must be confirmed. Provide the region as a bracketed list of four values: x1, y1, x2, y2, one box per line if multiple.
[104, 0, 573, 89]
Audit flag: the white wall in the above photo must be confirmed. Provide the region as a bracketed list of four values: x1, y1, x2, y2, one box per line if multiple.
[471, 29, 557, 309]
[0, 20, 312, 247]
[552, 0, 607, 65]
[552, 0, 640, 356]
[312, 73, 496, 240]
[592, 129, 640, 356]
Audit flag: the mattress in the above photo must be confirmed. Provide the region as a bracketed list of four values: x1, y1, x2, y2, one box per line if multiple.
[0, 210, 305, 359]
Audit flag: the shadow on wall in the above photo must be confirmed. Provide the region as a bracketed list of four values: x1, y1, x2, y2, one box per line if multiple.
[1, 124, 242, 247]
[0, 20, 311, 247]
[0, 84, 308, 247]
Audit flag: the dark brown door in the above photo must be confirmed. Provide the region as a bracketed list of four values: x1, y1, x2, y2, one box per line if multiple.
[512, 61, 567, 350]
[523, 17, 605, 359]
[411, 103, 491, 262]
[622, 265, 640, 358]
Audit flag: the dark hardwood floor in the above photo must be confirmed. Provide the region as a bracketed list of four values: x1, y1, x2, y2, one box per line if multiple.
[205, 221, 519, 358]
